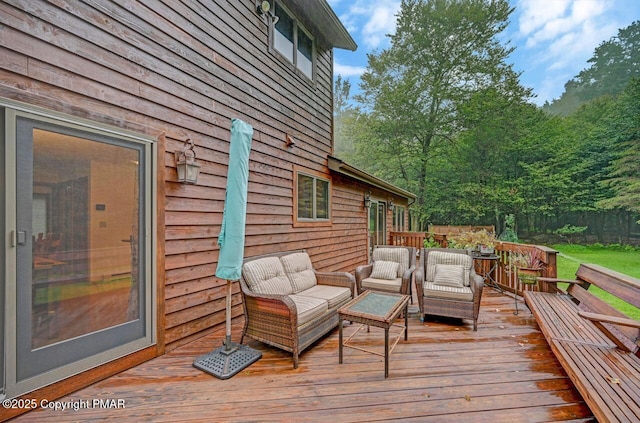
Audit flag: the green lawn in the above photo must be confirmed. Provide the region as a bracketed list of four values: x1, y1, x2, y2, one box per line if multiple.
[34, 276, 132, 305]
[552, 244, 640, 319]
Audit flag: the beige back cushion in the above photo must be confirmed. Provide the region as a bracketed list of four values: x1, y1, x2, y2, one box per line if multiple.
[373, 247, 409, 278]
[280, 252, 317, 293]
[242, 256, 293, 295]
[370, 261, 400, 280]
[426, 251, 472, 286]
[433, 264, 465, 288]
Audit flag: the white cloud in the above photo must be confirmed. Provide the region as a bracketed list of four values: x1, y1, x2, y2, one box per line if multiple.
[516, 0, 572, 36]
[333, 61, 367, 77]
[512, 0, 629, 105]
[518, 0, 608, 48]
[362, 4, 400, 48]
[332, 0, 401, 49]
[513, 0, 621, 95]
[571, 0, 608, 21]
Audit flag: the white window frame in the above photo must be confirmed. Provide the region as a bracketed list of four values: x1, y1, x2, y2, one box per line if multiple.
[293, 167, 331, 227]
[272, 2, 316, 81]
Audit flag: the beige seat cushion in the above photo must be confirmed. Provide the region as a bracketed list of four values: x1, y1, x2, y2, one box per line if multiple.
[423, 282, 474, 302]
[370, 260, 399, 280]
[242, 256, 293, 295]
[362, 277, 403, 293]
[281, 252, 317, 293]
[373, 247, 410, 278]
[426, 251, 472, 286]
[433, 264, 465, 288]
[288, 294, 328, 326]
[297, 285, 352, 309]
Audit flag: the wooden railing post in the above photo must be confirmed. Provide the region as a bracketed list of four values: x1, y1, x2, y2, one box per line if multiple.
[495, 242, 558, 294]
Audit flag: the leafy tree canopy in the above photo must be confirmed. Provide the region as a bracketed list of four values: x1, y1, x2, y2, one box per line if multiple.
[597, 78, 640, 219]
[350, 0, 531, 228]
[333, 4, 640, 238]
[545, 20, 640, 115]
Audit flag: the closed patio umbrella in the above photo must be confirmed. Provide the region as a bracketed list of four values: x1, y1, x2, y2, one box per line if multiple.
[193, 118, 261, 379]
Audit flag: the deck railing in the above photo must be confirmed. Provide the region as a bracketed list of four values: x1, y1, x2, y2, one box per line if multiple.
[389, 231, 558, 294]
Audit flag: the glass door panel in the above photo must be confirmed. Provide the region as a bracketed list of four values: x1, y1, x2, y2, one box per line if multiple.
[14, 115, 148, 385]
[377, 202, 386, 246]
[368, 200, 387, 255]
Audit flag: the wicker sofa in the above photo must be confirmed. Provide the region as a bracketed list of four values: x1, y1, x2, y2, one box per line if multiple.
[415, 248, 484, 331]
[238, 250, 355, 368]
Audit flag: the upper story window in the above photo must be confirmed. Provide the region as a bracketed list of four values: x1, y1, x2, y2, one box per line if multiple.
[273, 3, 314, 80]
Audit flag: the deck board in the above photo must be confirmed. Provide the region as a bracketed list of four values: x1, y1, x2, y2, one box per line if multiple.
[11, 288, 594, 422]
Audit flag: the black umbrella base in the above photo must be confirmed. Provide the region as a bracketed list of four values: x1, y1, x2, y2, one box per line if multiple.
[193, 341, 262, 380]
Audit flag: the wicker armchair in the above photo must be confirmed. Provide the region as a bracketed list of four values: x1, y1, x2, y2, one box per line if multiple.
[415, 248, 484, 331]
[238, 250, 355, 368]
[355, 245, 416, 296]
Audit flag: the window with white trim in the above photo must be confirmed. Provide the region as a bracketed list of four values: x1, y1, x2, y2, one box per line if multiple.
[273, 3, 315, 80]
[295, 169, 330, 224]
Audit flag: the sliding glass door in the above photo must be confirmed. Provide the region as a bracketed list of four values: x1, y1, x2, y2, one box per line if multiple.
[4, 106, 154, 398]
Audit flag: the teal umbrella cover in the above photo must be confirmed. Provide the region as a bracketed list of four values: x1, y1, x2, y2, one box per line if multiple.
[215, 118, 253, 280]
[193, 119, 262, 379]
[194, 118, 261, 379]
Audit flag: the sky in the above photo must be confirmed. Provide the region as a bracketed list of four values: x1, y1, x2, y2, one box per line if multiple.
[328, 0, 640, 106]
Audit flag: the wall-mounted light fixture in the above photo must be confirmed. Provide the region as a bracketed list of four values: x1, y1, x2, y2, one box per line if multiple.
[175, 137, 201, 184]
[256, 0, 271, 14]
[388, 199, 395, 212]
[364, 191, 371, 209]
[256, 1, 279, 24]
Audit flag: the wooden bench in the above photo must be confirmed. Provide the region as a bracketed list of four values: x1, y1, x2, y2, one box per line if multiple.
[524, 263, 640, 423]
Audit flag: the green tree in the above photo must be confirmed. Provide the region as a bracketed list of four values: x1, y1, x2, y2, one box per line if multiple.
[598, 78, 640, 221]
[509, 97, 617, 237]
[546, 20, 640, 115]
[333, 75, 357, 158]
[576, 21, 640, 101]
[353, 0, 532, 228]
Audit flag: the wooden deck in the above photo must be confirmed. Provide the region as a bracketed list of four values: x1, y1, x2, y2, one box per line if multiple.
[11, 288, 593, 422]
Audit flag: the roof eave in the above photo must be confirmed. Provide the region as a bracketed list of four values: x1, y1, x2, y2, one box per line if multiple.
[328, 156, 416, 200]
[287, 0, 357, 51]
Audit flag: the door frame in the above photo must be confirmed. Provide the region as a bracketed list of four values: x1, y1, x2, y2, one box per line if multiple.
[2, 99, 157, 399]
[0, 108, 5, 399]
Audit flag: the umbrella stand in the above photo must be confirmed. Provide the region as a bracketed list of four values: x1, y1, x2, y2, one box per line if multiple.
[192, 280, 262, 379]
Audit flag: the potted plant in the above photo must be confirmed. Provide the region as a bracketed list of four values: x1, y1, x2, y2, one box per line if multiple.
[452, 231, 477, 253]
[510, 249, 544, 285]
[476, 230, 496, 255]
[452, 230, 497, 255]
[423, 235, 441, 248]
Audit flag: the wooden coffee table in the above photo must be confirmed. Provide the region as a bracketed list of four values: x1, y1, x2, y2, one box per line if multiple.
[338, 291, 410, 378]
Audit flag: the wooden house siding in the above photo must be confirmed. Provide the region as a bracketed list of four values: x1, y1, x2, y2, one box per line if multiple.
[0, 0, 361, 352]
[1, 1, 411, 407]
